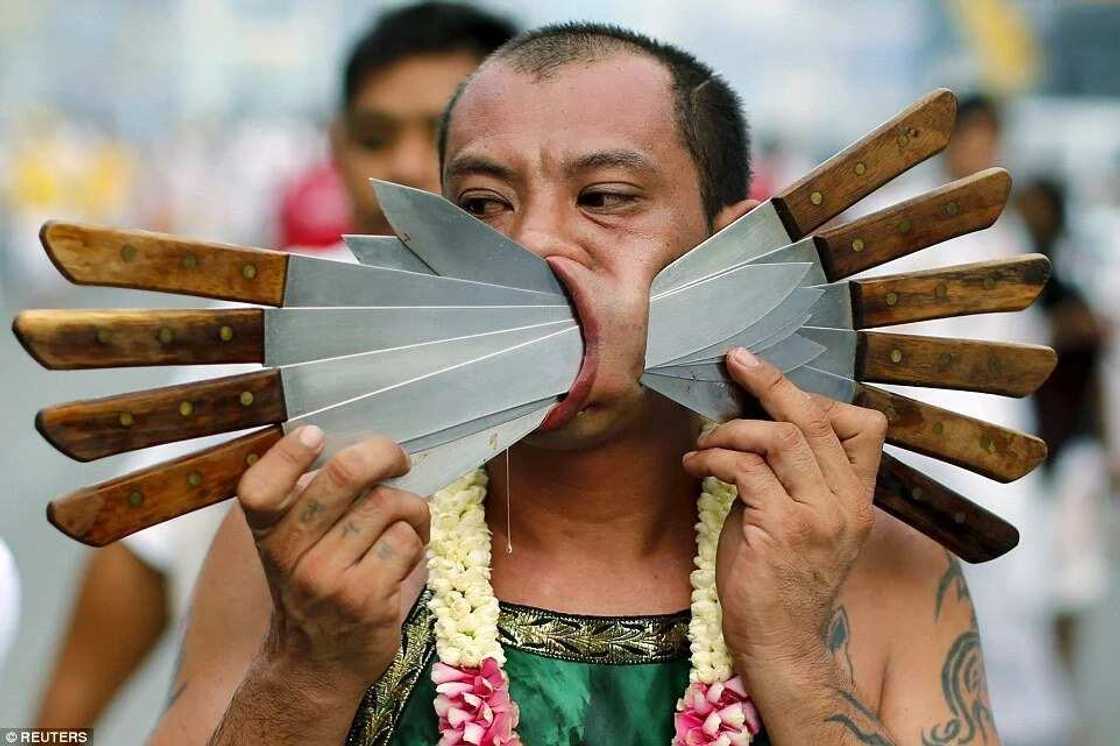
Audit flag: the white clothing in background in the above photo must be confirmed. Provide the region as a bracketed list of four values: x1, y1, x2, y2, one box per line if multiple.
[0, 539, 20, 672]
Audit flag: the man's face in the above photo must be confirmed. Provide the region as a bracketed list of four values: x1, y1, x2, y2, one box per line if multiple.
[945, 114, 1001, 179]
[443, 53, 715, 448]
[334, 50, 482, 234]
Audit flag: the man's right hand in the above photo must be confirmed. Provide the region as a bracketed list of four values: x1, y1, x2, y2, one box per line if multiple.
[235, 425, 428, 690]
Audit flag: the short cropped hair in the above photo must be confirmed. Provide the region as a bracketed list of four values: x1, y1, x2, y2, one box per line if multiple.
[342, 1, 517, 110]
[438, 22, 750, 223]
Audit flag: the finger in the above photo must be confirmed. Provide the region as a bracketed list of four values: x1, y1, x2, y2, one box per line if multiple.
[307, 486, 429, 572]
[724, 348, 855, 489]
[262, 436, 410, 571]
[808, 393, 889, 488]
[237, 425, 325, 534]
[697, 419, 826, 501]
[353, 520, 427, 591]
[682, 448, 791, 515]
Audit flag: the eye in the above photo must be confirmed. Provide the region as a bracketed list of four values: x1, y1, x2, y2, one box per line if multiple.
[459, 193, 510, 218]
[577, 188, 639, 212]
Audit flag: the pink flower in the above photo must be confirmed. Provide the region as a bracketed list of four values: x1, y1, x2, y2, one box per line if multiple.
[673, 677, 762, 745]
[433, 658, 522, 746]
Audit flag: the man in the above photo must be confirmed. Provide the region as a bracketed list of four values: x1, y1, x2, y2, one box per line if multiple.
[33, 2, 517, 731]
[152, 25, 999, 745]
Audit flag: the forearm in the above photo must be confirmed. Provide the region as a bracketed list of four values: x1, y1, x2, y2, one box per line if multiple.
[735, 646, 899, 746]
[208, 652, 368, 745]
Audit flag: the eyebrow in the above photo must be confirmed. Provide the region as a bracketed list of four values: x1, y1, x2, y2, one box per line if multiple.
[444, 154, 516, 182]
[566, 149, 655, 176]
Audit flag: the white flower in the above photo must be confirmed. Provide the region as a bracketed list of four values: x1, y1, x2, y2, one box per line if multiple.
[687, 475, 738, 685]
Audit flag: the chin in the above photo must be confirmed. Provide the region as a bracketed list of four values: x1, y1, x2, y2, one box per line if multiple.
[525, 386, 650, 451]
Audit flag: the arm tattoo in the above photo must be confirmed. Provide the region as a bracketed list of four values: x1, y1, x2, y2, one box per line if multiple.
[822, 606, 899, 744]
[824, 689, 898, 745]
[922, 552, 996, 744]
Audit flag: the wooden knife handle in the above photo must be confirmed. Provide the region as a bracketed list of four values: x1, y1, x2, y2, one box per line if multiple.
[37, 370, 285, 462]
[815, 168, 1010, 281]
[771, 89, 957, 239]
[853, 383, 1047, 482]
[40, 221, 289, 305]
[873, 453, 1019, 563]
[857, 331, 1057, 397]
[852, 254, 1051, 329]
[12, 308, 264, 369]
[47, 426, 283, 546]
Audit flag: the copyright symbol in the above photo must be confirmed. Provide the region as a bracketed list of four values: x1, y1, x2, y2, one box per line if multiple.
[6, 731, 16, 743]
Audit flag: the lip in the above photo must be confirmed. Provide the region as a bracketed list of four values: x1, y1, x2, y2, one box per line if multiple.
[537, 255, 600, 431]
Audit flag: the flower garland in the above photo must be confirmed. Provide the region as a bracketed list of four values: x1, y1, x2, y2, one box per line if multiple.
[425, 468, 761, 745]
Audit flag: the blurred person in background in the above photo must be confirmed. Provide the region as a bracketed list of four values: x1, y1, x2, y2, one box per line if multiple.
[31, 1, 517, 732]
[876, 93, 1077, 746]
[0, 539, 19, 673]
[1015, 177, 1112, 675]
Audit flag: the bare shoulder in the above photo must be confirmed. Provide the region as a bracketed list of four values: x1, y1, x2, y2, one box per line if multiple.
[831, 507, 1001, 744]
[148, 503, 272, 745]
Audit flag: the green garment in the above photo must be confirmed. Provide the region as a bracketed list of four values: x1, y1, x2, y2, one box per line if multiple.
[345, 591, 769, 746]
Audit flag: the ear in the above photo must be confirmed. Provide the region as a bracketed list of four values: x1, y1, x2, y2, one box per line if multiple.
[712, 197, 759, 233]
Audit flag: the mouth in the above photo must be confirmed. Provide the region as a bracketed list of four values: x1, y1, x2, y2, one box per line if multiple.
[537, 256, 600, 431]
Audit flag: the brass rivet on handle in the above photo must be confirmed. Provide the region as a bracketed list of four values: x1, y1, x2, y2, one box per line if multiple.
[890, 348, 903, 363]
[938, 351, 953, 369]
[128, 490, 143, 507]
[851, 238, 865, 253]
[908, 127, 919, 138]
[241, 263, 257, 280]
[911, 487, 923, 502]
[943, 201, 960, 217]
[96, 329, 111, 345]
[187, 471, 202, 487]
[219, 325, 234, 342]
[984, 276, 996, 290]
[897, 133, 909, 147]
[157, 327, 174, 345]
[885, 291, 899, 306]
[809, 191, 823, 206]
[119, 412, 134, 427]
[239, 391, 254, 407]
[933, 422, 944, 436]
[179, 401, 194, 417]
[181, 253, 198, 269]
[953, 511, 966, 525]
[854, 162, 867, 176]
[979, 433, 995, 453]
[897, 218, 912, 234]
[935, 282, 949, 299]
[245, 453, 259, 466]
[120, 244, 138, 262]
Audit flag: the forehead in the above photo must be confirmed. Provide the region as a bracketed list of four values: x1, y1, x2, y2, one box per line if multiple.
[352, 50, 482, 114]
[445, 52, 683, 169]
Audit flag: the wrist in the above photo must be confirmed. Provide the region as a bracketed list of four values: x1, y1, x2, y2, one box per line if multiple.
[252, 647, 372, 709]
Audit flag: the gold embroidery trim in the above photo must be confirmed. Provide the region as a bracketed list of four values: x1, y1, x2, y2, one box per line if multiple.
[497, 601, 690, 664]
[345, 590, 436, 746]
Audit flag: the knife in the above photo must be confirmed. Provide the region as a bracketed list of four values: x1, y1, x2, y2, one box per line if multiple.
[38, 221, 568, 307]
[371, 180, 569, 297]
[34, 322, 572, 461]
[341, 234, 435, 274]
[644, 366, 1047, 483]
[650, 333, 826, 380]
[653, 255, 1051, 367]
[652, 89, 958, 294]
[13, 305, 574, 369]
[34, 261, 810, 462]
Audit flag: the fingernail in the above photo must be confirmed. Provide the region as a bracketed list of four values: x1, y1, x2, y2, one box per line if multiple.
[731, 347, 760, 367]
[299, 425, 324, 449]
[682, 450, 697, 462]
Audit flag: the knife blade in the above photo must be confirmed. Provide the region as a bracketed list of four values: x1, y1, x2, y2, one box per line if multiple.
[14, 306, 576, 369]
[648, 333, 826, 380]
[34, 322, 573, 461]
[796, 327, 1057, 397]
[642, 366, 1047, 483]
[652, 89, 958, 294]
[371, 180, 569, 297]
[39, 221, 568, 307]
[342, 234, 434, 274]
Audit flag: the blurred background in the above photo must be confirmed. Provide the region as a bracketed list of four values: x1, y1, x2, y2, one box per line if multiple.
[1, 0, 1118, 743]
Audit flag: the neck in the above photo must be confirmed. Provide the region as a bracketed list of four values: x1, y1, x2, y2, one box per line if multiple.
[484, 395, 703, 613]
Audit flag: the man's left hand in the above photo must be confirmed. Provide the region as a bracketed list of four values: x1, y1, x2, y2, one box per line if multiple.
[681, 347, 888, 678]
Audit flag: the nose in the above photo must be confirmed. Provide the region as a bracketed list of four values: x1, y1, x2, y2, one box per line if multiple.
[510, 199, 594, 268]
[387, 125, 439, 192]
